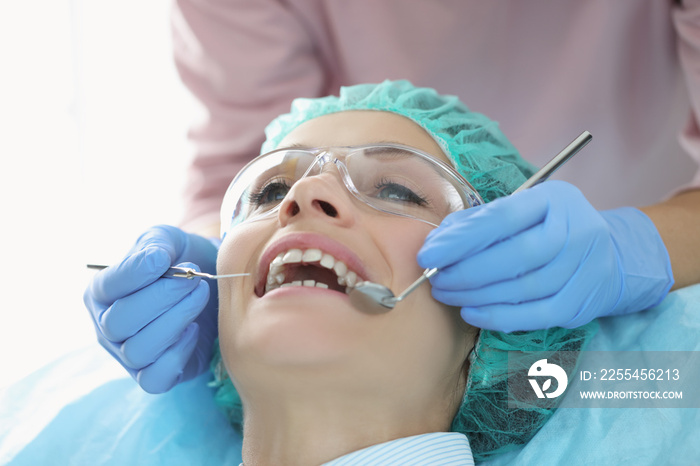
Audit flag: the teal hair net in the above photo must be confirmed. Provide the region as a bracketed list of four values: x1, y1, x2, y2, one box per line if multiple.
[261, 80, 537, 203]
[210, 80, 598, 461]
[453, 322, 597, 460]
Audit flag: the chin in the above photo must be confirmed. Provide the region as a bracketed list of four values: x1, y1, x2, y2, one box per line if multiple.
[222, 294, 366, 369]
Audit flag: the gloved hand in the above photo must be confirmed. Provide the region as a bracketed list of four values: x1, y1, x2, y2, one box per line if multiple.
[84, 225, 220, 393]
[417, 180, 674, 332]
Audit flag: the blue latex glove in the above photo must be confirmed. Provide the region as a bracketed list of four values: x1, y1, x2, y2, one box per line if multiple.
[417, 181, 674, 332]
[84, 225, 219, 393]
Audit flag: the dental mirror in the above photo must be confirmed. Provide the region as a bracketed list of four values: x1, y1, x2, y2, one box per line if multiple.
[349, 130, 592, 314]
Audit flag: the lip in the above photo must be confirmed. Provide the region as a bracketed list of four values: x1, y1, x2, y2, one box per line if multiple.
[262, 284, 352, 301]
[255, 232, 375, 297]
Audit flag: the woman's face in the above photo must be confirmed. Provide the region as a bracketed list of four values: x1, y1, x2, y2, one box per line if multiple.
[218, 111, 475, 403]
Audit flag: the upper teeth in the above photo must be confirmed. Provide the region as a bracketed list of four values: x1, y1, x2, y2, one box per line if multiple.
[265, 248, 362, 294]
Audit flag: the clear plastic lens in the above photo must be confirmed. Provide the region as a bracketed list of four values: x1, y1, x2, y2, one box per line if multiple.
[345, 148, 467, 222]
[241, 151, 316, 218]
[220, 144, 482, 235]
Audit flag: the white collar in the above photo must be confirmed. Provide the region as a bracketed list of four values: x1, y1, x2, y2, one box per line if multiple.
[322, 432, 475, 465]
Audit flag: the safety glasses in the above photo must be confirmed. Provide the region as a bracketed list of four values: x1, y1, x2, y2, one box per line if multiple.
[220, 143, 483, 235]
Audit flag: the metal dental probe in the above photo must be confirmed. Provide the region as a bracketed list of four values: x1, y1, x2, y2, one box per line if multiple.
[86, 264, 250, 280]
[349, 130, 593, 313]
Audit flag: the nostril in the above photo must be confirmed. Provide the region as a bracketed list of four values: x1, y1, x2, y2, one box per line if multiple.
[286, 201, 300, 217]
[317, 200, 338, 217]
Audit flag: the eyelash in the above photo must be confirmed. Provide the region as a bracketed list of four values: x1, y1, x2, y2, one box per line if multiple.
[246, 180, 292, 206]
[375, 178, 429, 206]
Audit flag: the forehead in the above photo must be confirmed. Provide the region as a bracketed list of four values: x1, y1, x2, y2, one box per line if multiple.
[277, 110, 452, 166]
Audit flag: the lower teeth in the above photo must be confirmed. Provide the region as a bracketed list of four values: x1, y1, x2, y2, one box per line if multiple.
[266, 281, 348, 293]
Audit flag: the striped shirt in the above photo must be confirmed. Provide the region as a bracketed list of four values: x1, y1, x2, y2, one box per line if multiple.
[322, 432, 474, 466]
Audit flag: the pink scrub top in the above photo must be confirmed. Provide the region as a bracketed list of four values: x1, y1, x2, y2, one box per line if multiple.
[172, 0, 700, 230]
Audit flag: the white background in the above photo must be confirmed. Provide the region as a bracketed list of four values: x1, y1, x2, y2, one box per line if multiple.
[0, 0, 199, 388]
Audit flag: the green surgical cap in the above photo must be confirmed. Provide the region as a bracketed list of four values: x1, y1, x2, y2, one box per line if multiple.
[211, 80, 598, 460]
[262, 80, 537, 203]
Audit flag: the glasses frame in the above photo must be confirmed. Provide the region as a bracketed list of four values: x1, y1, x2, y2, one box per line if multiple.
[220, 143, 483, 235]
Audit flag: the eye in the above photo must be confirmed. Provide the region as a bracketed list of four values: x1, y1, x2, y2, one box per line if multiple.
[374, 178, 429, 206]
[247, 180, 292, 206]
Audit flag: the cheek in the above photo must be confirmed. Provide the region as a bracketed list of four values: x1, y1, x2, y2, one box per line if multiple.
[374, 220, 433, 286]
[216, 223, 270, 351]
[374, 221, 473, 358]
[217, 223, 265, 274]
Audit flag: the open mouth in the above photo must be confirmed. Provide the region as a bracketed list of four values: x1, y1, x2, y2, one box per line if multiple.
[260, 248, 365, 296]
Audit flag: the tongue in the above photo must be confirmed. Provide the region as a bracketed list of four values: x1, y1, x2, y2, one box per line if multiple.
[285, 264, 345, 292]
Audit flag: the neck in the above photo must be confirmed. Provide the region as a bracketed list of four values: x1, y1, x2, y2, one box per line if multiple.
[238, 376, 461, 466]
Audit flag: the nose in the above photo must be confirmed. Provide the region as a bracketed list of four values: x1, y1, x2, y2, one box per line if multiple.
[277, 172, 356, 227]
